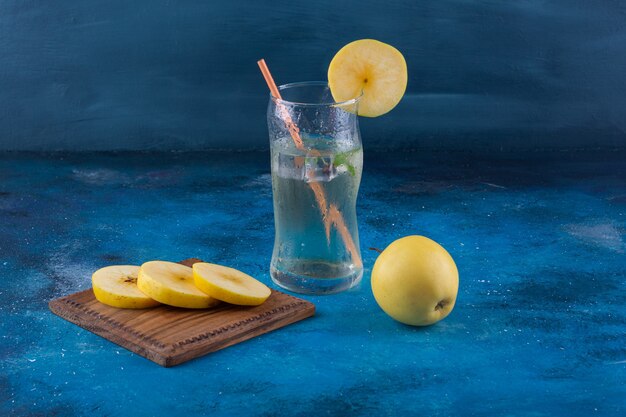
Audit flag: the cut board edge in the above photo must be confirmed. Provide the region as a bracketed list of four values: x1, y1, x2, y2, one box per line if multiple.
[164, 301, 315, 367]
[49, 290, 315, 349]
[49, 291, 315, 367]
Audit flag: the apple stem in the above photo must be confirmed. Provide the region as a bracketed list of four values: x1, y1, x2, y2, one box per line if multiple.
[369, 247, 383, 254]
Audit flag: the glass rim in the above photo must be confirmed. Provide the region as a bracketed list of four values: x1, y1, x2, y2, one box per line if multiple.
[271, 81, 362, 107]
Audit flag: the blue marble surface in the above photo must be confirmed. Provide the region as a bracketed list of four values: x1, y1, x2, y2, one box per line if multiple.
[0, 150, 625, 416]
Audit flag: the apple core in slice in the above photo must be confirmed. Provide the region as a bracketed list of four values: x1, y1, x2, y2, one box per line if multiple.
[92, 265, 161, 309]
[193, 263, 271, 306]
[328, 39, 407, 117]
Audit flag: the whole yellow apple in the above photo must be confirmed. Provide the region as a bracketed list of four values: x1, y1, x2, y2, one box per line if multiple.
[371, 235, 459, 326]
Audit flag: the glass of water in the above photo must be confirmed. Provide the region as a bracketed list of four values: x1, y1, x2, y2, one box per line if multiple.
[267, 81, 363, 294]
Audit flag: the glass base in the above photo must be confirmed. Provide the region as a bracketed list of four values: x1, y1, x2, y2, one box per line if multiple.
[270, 260, 363, 295]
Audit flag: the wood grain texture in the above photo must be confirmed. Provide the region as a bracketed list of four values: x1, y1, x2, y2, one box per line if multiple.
[48, 259, 315, 367]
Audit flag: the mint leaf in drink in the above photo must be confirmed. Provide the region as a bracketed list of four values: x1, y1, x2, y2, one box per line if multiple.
[334, 151, 356, 176]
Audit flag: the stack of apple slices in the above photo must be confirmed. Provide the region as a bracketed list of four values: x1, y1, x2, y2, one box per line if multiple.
[91, 261, 271, 309]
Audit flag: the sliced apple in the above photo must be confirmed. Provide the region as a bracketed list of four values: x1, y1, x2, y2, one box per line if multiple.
[92, 265, 161, 309]
[137, 261, 220, 309]
[193, 263, 271, 306]
[328, 39, 407, 117]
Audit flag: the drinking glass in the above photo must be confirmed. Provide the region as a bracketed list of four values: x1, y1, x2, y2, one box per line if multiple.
[267, 81, 363, 294]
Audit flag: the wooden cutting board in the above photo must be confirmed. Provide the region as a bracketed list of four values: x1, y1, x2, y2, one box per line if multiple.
[49, 258, 315, 367]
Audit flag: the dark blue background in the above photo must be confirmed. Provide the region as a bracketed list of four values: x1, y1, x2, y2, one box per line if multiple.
[1, 0, 625, 150]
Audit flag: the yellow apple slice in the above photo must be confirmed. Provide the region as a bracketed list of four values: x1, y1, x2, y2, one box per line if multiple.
[328, 39, 407, 117]
[137, 261, 220, 309]
[92, 265, 161, 309]
[193, 263, 271, 306]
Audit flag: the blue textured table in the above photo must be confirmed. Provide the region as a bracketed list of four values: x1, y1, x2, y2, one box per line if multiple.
[1, 150, 625, 416]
